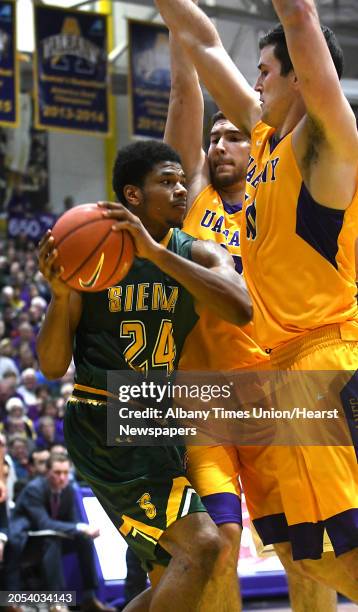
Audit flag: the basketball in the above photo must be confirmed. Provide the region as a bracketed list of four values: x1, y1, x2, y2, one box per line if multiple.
[51, 203, 134, 292]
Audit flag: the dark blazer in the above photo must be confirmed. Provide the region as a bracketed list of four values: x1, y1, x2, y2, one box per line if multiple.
[10, 476, 80, 550]
[0, 501, 8, 539]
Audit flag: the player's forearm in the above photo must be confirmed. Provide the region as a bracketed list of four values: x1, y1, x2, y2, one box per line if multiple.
[151, 246, 252, 326]
[272, 0, 349, 136]
[156, 0, 259, 135]
[164, 34, 205, 180]
[169, 32, 201, 90]
[155, 0, 218, 49]
[272, 0, 318, 25]
[37, 295, 74, 379]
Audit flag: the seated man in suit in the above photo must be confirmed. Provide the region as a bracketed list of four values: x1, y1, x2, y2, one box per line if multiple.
[4, 453, 115, 612]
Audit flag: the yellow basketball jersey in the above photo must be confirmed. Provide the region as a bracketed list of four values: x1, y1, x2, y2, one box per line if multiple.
[242, 121, 358, 350]
[180, 184, 267, 370]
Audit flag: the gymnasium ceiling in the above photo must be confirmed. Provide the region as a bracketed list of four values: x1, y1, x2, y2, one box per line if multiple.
[108, 0, 358, 79]
[19, 1, 358, 93]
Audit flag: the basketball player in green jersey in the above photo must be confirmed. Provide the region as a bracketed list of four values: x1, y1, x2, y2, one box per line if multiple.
[37, 140, 252, 612]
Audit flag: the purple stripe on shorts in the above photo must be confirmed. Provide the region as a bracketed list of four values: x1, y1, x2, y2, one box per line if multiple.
[254, 508, 358, 560]
[340, 370, 358, 462]
[325, 508, 358, 556]
[253, 513, 289, 545]
[201, 492, 242, 526]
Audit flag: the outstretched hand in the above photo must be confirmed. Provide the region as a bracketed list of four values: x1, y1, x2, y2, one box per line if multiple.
[98, 202, 163, 261]
[38, 230, 71, 298]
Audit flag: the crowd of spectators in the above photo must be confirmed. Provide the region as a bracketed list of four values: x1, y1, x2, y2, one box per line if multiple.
[0, 236, 125, 611]
[0, 236, 145, 611]
[0, 236, 73, 499]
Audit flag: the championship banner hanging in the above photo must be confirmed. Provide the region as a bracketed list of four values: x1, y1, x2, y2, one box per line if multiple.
[0, 0, 18, 127]
[128, 20, 170, 140]
[34, 4, 110, 136]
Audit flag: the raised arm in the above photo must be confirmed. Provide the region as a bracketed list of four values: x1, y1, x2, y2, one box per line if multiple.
[36, 231, 83, 380]
[155, 0, 260, 135]
[274, 0, 358, 208]
[164, 31, 209, 206]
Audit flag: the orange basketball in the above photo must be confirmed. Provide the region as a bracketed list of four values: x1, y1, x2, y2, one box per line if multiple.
[51, 203, 134, 292]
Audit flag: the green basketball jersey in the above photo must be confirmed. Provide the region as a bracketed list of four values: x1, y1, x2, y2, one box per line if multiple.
[74, 229, 198, 391]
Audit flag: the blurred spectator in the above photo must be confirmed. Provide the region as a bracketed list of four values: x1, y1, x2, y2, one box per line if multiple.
[0, 339, 19, 380]
[7, 435, 30, 480]
[1, 285, 25, 314]
[1, 286, 14, 308]
[24, 259, 36, 281]
[38, 399, 64, 441]
[16, 368, 39, 410]
[4, 397, 26, 418]
[39, 398, 58, 419]
[0, 469, 9, 586]
[28, 448, 50, 478]
[29, 295, 47, 321]
[12, 322, 36, 355]
[2, 371, 19, 396]
[5, 418, 33, 442]
[3, 397, 36, 443]
[4, 454, 114, 612]
[16, 343, 38, 372]
[2, 306, 18, 337]
[60, 383, 73, 403]
[36, 416, 64, 450]
[0, 382, 14, 422]
[49, 444, 68, 457]
[56, 397, 66, 419]
[0, 318, 5, 340]
[32, 271, 51, 301]
[0, 433, 16, 506]
[0, 432, 7, 501]
[0, 339, 16, 359]
[0, 255, 9, 286]
[35, 384, 51, 403]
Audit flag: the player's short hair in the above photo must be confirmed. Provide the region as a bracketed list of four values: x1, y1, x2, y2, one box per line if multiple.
[259, 23, 344, 79]
[112, 140, 182, 206]
[211, 110, 227, 128]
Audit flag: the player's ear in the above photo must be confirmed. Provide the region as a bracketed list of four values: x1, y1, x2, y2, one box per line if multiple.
[123, 184, 142, 208]
[291, 70, 299, 89]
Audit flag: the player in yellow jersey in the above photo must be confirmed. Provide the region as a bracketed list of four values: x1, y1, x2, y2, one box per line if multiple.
[163, 14, 339, 611]
[163, 26, 264, 611]
[155, 0, 358, 600]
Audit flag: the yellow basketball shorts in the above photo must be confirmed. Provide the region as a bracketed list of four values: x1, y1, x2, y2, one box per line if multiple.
[185, 444, 242, 525]
[238, 323, 358, 560]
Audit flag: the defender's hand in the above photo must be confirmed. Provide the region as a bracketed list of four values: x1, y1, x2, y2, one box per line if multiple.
[38, 230, 71, 298]
[98, 202, 163, 261]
